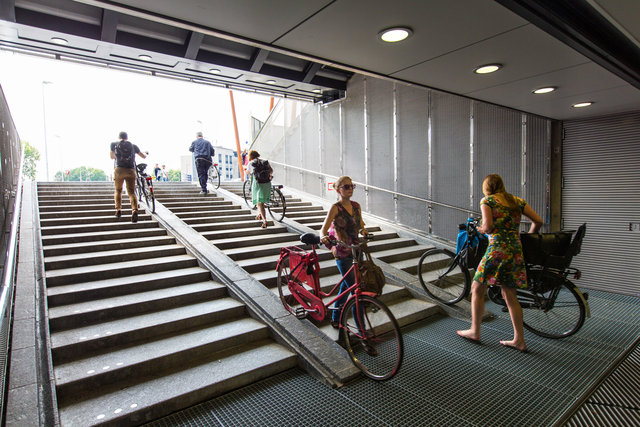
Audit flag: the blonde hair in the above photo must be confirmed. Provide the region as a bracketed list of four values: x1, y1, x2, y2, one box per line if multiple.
[333, 176, 352, 190]
[483, 174, 518, 212]
[248, 150, 260, 161]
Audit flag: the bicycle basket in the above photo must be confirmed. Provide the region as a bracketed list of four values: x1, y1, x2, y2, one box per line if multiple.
[520, 231, 573, 268]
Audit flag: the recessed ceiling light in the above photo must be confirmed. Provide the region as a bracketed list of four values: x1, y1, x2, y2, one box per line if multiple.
[138, 54, 152, 61]
[209, 68, 221, 74]
[572, 101, 593, 108]
[312, 88, 321, 93]
[266, 80, 276, 85]
[474, 64, 502, 74]
[51, 37, 68, 45]
[379, 27, 413, 43]
[533, 86, 556, 94]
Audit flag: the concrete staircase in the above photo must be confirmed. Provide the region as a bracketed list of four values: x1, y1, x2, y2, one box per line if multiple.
[37, 182, 297, 426]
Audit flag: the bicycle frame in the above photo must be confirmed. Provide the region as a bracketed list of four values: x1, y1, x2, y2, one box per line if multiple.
[277, 242, 368, 323]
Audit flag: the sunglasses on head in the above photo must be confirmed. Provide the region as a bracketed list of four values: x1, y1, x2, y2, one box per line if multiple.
[339, 184, 356, 190]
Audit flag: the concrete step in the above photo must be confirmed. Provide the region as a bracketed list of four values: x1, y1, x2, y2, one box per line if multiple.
[54, 318, 272, 398]
[172, 206, 245, 219]
[181, 213, 256, 224]
[42, 228, 168, 245]
[40, 220, 158, 236]
[50, 298, 247, 363]
[42, 235, 176, 257]
[209, 229, 295, 249]
[40, 213, 154, 227]
[44, 244, 187, 270]
[39, 208, 142, 219]
[48, 281, 227, 331]
[45, 254, 199, 286]
[47, 267, 212, 306]
[57, 340, 297, 426]
[223, 238, 303, 261]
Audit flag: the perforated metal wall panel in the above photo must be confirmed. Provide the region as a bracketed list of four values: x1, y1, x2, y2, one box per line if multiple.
[252, 74, 552, 246]
[431, 92, 473, 240]
[343, 75, 365, 184]
[300, 103, 321, 196]
[397, 84, 429, 230]
[562, 111, 640, 295]
[365, 78, 395, 218]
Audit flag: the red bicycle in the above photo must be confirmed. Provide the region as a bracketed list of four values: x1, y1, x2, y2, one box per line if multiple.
[276, 233, 403, 380]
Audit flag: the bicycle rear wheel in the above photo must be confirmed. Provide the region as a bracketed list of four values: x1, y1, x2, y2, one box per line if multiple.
[417, 248, 470, 304]
[267, 187, 286, 222]
[340, 295, 403, 381]
[243, 179, 253, 209]
[136, 180, 149, 212]
[208, 164, 220, 189]
[146, 180, 156, 213]
[276, 254, 298, 315]
[521, 280, 586, 339]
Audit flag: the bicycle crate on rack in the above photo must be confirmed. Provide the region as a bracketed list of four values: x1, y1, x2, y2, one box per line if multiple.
[520, 231, 573, 269]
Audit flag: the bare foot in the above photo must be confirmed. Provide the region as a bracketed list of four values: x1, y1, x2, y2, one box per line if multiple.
[456, 330, 480, 342]
[499, 339, 527, 353]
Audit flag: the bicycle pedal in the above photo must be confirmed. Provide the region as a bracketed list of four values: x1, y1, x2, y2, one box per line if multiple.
[294, 307, 307, 319]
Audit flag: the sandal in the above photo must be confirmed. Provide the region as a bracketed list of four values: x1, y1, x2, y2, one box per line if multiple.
[261, 222, 268, 229]
[255, 214, 262, 221]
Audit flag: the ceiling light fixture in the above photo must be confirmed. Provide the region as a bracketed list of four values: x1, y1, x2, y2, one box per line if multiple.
[312, 88, 321, 93]
[572, 101, 593, 108]
[533, 86, 556, 94]
[51, 37, 68, 45]
[378, 27, 413, 43]
[209, 68, 221, 74]
[474, 64, 502, 74]
[138, 54, 152, 61]
[266, 80, 276, 85]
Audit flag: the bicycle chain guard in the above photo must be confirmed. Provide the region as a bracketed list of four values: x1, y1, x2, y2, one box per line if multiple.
[288, 280, 326, 322]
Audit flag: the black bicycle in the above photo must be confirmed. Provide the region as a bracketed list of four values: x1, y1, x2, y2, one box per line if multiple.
[243, 176, 287, 222]
[208, 162, 220, 189]
[135, 163, 155, 213]
[418, 218, 589, 339]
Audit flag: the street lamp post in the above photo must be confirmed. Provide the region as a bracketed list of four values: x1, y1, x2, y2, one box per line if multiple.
[41, 81, 53, 181]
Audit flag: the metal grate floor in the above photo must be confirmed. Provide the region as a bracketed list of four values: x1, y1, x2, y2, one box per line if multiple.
[148, 290, 640, 427]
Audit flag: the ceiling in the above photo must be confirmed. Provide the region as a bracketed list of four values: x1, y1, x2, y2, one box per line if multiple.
[1, 0, 639, 120]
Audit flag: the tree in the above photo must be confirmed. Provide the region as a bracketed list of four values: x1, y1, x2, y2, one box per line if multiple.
[54, 166, 107, 181]
[21, 141, 40, 180]
[167, 169, 181, 182]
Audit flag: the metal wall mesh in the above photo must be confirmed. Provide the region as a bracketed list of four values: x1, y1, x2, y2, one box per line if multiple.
[252, 75, 551, 244]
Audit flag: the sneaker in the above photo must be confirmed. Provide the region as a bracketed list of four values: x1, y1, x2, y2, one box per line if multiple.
[115, 210, 121, 218]
[199, 190, 208, 195]
[330, 320, 340, 329]
[131, 211, 138, 223]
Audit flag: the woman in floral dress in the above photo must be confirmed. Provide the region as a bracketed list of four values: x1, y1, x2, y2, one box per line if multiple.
[457, 174, 542, 352]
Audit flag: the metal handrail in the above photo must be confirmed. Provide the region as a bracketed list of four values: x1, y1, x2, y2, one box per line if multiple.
[268, 159, 480, 216]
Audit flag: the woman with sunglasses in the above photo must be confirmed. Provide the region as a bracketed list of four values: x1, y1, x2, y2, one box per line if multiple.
[320, 176, 369, 328]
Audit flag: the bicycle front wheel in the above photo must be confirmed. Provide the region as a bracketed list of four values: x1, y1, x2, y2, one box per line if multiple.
[340, 295, 403, 381]
[267, 187, 286, 222]
[208, 165, 220, 189]
[243, 179, 253, 209]
[417, 249, 470, 304]
[521, 280, 586, 339]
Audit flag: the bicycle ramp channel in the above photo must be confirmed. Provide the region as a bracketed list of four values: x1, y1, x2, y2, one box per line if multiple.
[33, 182, 298, 426]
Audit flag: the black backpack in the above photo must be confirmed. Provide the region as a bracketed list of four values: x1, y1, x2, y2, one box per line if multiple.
[253, 159, 271, 183]
[115, 140, 134, 166]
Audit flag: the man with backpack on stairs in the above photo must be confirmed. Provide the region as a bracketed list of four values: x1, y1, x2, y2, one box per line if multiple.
[189, 131, 216, 195]
[110, 131, 149, 223]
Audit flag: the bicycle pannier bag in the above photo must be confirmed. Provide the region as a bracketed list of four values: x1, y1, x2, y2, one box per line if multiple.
[466, 234, 488, 269]
[253, 159, 272, 183]
[520, 232, 572, 267]
[358, 248, 385, 296]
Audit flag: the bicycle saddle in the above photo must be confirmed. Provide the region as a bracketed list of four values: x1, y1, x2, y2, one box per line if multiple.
[300, 233, 321, 245]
